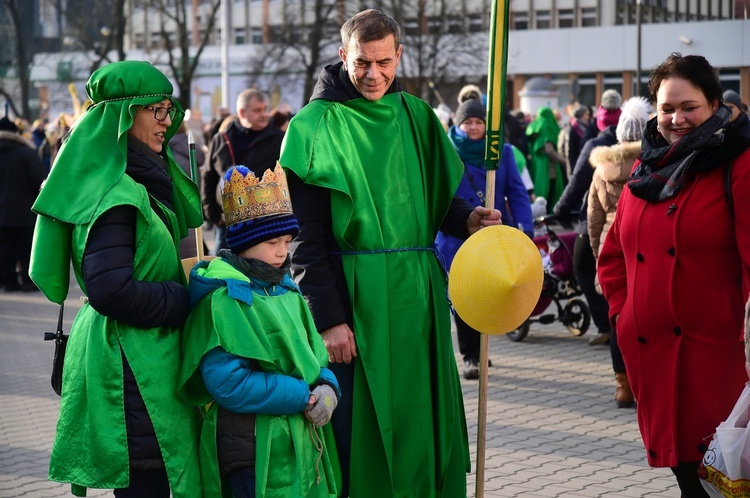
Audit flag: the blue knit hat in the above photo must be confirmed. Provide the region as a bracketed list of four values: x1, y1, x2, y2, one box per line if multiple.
[221, 165, 300, 254]
[226, 213, 300, 254]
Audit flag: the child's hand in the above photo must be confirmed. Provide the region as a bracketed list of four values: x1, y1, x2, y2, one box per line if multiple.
[306, 385, 338, 427]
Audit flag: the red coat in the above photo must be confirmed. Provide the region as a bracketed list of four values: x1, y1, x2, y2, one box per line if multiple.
[598, 147, 750, 468]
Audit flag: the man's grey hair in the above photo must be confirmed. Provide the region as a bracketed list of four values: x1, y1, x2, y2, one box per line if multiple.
[236, 88, 267, 113]
[340, 9, 401, 51]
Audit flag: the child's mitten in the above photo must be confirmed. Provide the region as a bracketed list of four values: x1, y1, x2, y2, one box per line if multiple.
[307, 384, 338, 427]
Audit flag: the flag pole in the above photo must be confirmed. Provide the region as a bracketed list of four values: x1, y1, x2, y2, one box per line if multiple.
[477, 1, 509, 496]
[187, 129, 206, 267]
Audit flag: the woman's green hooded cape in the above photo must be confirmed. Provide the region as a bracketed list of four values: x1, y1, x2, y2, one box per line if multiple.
[30, 60, 203, 497]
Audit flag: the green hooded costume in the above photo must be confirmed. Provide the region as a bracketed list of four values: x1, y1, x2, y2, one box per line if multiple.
[179, 258, 339, 498]
[526, 107, 564, 209]
[29, 61, 203, 496]
[280, 77, 471, 497]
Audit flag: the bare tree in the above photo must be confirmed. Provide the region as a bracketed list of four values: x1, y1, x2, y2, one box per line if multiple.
[141, 0, 221, 109]
[46, 0, 128, 74]
[389, 0, 488, 105]
[241, 0, 343, 104]
[1, 0, 32, 119]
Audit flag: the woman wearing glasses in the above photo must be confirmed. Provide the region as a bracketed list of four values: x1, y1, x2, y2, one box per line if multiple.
[30, 61, 203, 497]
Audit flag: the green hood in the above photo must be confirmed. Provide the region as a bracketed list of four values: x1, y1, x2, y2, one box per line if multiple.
[33, 60, 189, 224]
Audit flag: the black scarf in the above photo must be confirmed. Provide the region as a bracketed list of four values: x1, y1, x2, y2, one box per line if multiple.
[218, 249, 291, 286]
[126, 135, 174, 210]
[627, 105, 750, 202]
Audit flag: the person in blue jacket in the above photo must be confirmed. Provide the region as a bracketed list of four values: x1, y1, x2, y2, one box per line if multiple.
[437, 97, 533, 379]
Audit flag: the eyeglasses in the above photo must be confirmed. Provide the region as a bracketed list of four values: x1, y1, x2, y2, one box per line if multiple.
[143, 105, 179, 122]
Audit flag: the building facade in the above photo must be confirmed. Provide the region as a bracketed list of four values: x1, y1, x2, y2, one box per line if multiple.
[19, 0, 750, 119]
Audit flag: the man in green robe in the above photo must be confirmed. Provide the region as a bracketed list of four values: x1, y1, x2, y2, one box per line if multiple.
[279, 9, 501, 498]
[29, 61, 203, 497]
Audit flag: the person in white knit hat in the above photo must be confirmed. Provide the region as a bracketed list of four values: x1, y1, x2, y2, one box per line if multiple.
[587, 96, 651, 409]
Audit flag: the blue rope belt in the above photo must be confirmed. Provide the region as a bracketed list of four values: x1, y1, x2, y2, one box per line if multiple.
[331, 243, 454, 310]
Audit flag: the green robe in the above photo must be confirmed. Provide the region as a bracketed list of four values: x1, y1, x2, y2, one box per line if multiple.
[526, 107, 564, 209]
[36, 174, 202, 496]
[280, 92, 470, 497]
[28, 61, 204, 497]
[178, 259, 339, 498]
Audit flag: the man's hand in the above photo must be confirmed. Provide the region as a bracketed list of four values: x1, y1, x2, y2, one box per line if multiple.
[322, 324, 357, 364]
[466, 206, 502, 235]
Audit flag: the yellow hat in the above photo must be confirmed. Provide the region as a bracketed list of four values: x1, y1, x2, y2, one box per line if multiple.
[448, 225, 543, 335]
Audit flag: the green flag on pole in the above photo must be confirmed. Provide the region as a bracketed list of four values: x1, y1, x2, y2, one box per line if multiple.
[484, 0, 511, 172]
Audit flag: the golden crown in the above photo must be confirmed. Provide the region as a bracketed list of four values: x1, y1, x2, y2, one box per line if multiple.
[221, 164, 293, 227]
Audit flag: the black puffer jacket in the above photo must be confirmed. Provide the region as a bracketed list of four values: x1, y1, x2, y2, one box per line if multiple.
[201, 120, 284, 224]
[81, 136, 191, 468]
[0, 131, 46, 227]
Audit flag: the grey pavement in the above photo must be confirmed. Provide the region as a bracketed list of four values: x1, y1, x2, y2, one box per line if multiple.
[0, 268, 680, 497]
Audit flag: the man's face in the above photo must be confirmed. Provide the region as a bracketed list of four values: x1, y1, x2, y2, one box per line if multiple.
[340, 35, 402, 102]
[239, 97, 269, 131]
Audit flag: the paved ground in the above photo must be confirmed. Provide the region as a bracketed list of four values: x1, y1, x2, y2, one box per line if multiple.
[0, 261, 681, 497]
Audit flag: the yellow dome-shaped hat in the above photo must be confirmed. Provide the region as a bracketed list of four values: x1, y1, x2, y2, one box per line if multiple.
[449, 225, 544, 334]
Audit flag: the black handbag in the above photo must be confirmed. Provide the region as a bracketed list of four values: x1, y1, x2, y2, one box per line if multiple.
[43, 303, 67, 396]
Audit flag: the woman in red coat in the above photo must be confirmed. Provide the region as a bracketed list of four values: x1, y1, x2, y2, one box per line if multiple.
[598, 53, 750, 495]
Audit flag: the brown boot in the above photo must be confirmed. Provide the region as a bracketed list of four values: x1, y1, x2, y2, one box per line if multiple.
[615, 373, 635, 408]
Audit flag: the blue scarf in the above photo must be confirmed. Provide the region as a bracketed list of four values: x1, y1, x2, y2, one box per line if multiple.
[448, 125, 485, 165]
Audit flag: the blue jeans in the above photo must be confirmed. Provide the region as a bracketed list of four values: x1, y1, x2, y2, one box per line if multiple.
[227, 467, 256, 498]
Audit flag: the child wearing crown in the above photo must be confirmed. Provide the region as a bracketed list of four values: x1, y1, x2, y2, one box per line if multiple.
[178, 164, 340, 498]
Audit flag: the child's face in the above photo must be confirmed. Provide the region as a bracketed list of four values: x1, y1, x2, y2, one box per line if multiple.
[238, 235, 293, 267]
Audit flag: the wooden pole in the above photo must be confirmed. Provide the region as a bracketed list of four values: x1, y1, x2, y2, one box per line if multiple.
[477, 1, 508, 495]
[476, 170, 495, 497]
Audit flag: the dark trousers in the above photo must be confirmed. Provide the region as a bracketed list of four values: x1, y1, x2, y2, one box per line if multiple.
[227, 467, 256, 498]
[671, 461, 709, 497]
[328, 359, 355, 497]
[572, 232, 611, 334]
[0, 226, 33, 288]
[455, 313, 480, 361]
[610, 326, 626, 374]
[113, 469, 169, 498]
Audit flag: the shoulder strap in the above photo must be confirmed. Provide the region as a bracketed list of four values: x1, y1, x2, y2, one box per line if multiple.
[725, 161, 734, 218]
[221, 131, 237, 166]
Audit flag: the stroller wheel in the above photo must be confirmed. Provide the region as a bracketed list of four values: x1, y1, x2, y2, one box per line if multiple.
[507, 320, 531, 342]
[562, 299, 591, 337]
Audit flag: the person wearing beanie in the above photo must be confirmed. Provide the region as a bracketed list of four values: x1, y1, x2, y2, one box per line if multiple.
[554, 88, 621, 348]
[587, 96, 651, 408]
[178, 164, 340, 498]
[437, 98, 534, 379]
[558, 104, 592, 180]
[582, 89, 623, 142]
[0, 115, 46, 292]
[29, 60, 203, 496]
[723, 89, 750, 135]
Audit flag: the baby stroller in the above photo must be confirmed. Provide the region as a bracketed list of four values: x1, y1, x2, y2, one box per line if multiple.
[507, 215, 591, 342]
